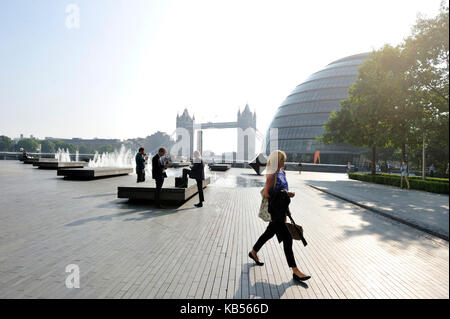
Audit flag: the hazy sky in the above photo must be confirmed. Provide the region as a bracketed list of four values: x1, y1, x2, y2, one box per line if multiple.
[0, 0, 444, 154]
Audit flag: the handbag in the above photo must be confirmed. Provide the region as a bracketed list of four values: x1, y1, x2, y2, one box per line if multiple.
[287, 214, 307, 247]
[286, 223, 303, 240]
[258, 188, 272, 222]
[259, 172, 280, 222]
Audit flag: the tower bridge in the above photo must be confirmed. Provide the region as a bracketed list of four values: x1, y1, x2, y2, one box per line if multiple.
[176, 104, 256, 161]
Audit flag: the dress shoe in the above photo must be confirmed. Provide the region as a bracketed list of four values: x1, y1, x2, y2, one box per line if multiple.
[248, 252, 264, 266]
[293, 273, 311, 282]
[194, 203, 203, 208]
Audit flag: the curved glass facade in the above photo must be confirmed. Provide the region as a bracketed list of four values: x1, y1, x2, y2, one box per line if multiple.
[266, 52, 371, 164]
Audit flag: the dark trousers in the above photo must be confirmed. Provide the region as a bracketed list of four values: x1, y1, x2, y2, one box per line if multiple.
[155, 178, 164, 204]
[182, 168, 190, 183]
[136, 168, 145, 183]
[253, 221, 296, 268]
[182, 169, 204, 203]
[196, 179, 204, 202]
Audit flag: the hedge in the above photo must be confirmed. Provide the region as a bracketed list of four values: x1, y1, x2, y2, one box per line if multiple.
[379, 173, 449, 183]
[349, 173, 449, 194]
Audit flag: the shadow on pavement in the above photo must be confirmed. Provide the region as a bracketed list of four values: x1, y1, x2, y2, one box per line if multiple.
[64, 199, 189, 226]
[232, 263, 308, 299]
[304, 182, 447, 251]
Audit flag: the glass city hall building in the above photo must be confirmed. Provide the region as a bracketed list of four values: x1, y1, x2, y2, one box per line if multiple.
[265, 52, 370, 165]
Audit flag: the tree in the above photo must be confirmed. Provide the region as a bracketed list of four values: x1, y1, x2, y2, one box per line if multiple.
[322, 4, 449, 175]
[40, 139, 55, 153]
[403, 2, 449, 176]
[0, 135, 14, 151]
[144, 131, 176, 155]
[79, 145, 94, 154]
[52, 140, 78, 154]
[97, 144, 114, 153]
[15, 139, 39, 152]
[322, 49, 393, 174]
[377, 45, 417, 162]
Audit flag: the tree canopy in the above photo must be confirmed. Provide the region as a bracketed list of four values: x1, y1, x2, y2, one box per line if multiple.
[322, 3, 449, 175]
[0, 136, 14, 152]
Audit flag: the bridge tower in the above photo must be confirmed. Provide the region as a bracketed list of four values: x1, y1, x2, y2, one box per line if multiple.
[237, 104, 256, 162]
[176, 108, 195, 160]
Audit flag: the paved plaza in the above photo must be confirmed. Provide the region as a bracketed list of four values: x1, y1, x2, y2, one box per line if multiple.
[305, 173, 449, 240]
[0, 161, 448, 299]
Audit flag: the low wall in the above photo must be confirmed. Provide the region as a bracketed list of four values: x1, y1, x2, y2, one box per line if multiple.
[0, 152, 94, 161]
[214, 160, 353, 173]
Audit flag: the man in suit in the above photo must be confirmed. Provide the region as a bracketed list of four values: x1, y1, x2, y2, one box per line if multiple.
[135, 147, 147, 183]
[152, 147, 169, 208]
[181, 150, 205, 207]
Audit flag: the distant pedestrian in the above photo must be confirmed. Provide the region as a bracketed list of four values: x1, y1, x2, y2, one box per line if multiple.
[429, 163, 435, 177]
[249, 150, 311, 282]
[298, 162, 302, 175]
[135, 147, 147, 183]
[21, 149, 29, 160]
[346, 161, 352, 175]
[181, 150, 205, 208]
[152, 147, 169, 208]
[387, 161, 392, 174]
[400, 161, 410, 190]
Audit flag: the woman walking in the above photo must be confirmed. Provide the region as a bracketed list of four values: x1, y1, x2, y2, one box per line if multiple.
[400, 161, 410, 190]
[249, 150, 311, 282]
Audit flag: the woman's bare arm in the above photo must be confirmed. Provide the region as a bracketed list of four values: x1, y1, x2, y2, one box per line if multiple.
[264, 173, 275, 198]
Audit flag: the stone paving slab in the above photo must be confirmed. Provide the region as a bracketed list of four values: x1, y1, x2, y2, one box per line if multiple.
[0, 162, 448, 299]
[303, 173, 449, 240]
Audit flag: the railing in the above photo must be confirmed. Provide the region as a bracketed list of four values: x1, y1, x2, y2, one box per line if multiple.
[0, 152, 96, 161]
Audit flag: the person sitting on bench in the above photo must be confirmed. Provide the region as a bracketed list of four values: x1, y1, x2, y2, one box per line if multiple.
[181, 150, 205, 208]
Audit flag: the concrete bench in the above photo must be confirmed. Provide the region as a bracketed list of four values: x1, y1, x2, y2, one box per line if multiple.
[168, 162, 191, 168]
[118, 177, 210, 202]
[208, 164, 231, 171]
[22, 158, 39, 164]
[57, 167, 133, 180]
[33, 159, 88, 169]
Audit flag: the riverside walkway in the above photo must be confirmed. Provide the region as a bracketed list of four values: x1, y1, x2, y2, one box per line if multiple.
[0, 161, 448, 299]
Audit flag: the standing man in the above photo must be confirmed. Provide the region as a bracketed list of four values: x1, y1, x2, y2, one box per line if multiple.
[181, 150, 205, 207]
[152, 147, 169, 208]
[298, 162, 302, 175]
[135, 147, 147, 183]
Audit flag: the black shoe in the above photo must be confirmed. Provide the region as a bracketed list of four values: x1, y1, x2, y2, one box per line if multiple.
[194, 203, 203, 208]
[293, 273, 311, 282]
[248, 252, 264, 266]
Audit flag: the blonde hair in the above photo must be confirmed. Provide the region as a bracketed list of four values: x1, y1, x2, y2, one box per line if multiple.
[193, 150, 202, 163]
[265, 150, 286, 175]
[193, 150, 201, 159]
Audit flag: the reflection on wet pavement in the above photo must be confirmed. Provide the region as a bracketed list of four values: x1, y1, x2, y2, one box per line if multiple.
[164, 167, 266, 188]
[208, 172, 265, 188]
